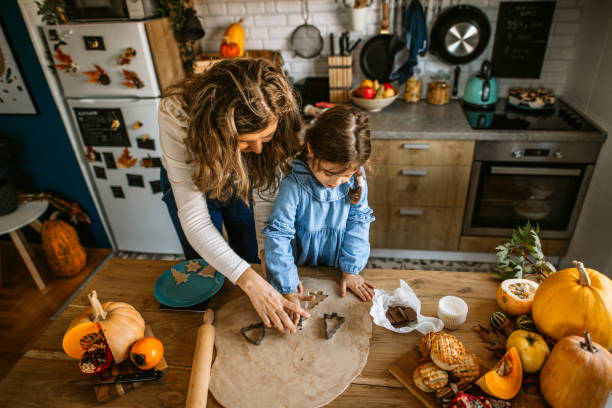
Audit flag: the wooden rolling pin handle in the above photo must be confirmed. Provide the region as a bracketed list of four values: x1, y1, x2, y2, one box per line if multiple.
[186, 309, 215, 408]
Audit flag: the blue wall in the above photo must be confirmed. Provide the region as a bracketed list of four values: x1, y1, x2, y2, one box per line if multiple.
[0, 0, 110, 248]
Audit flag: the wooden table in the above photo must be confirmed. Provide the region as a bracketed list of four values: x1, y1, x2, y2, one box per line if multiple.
[0, 258, 502, 408]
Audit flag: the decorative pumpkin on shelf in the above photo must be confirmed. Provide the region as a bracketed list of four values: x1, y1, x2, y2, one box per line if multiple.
[130, 337, 164, 370]
[539, 332, 612, 408]
[221, 18, 245, 57]
[41, 211, 87, 277]
[475, 347, 522, 400]
[219, 38, 241, 58]
[532, 260, 612, 349]
[62, 290, 145, 364]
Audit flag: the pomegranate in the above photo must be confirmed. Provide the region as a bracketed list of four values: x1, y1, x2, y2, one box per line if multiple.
[78, 339, 113, 376]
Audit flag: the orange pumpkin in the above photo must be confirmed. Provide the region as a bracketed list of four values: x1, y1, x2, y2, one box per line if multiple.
[540, 332, 612, 408]
[41, 212, 87, 277]
[496, 278, 539, 316]
[219, 37, 240, 58]
[62, 290, 145, 363]
[130, 337, 164, 370]
[223, 18, 245, 56]
[475, 347, 522, 400]
[532, 260, 612, 349]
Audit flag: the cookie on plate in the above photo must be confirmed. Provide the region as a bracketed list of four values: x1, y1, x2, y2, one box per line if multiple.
[413, 361, 449, 393]
[430, 332, 467, 370]
[418, 331, 440, 357]
[450, 352, 480, 383]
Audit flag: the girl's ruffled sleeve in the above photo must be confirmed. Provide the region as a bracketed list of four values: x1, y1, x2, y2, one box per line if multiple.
[263, 177, 300, 294]
[339, 170, 375, 275]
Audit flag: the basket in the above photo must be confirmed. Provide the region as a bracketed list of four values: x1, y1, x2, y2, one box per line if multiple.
[193, 50, 284, 74]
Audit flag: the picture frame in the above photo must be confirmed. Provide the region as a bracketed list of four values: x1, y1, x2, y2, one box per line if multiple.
[0, 18, 38, 115]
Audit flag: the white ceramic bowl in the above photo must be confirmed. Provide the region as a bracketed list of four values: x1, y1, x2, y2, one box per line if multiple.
[350, 88, 399, 112]
[437, 296, 468, 330]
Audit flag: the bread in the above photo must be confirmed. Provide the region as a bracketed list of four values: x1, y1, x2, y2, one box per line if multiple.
[430, 332, 467, 371]
[450, 352, 480, 383]
[418, 331, 440, 356]
[413, 361, 449, 393]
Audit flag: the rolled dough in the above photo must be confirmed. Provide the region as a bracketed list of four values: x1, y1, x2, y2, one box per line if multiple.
[209, 277, 373, 408]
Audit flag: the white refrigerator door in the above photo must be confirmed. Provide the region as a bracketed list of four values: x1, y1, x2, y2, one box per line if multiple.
[67, 97, 182, 254]
[45, 22, 160, 98]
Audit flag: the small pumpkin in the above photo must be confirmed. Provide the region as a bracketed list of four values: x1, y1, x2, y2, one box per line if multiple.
[496, 278, 539, 316]
[222, 18, 245, 56]
[219, 37, 240, 58]
[130, 337, 164, 370]
[516, 314, 537, 332]
[532, 260, 612, 349]
[475, 347, 522, 400]
[540, 332, 612, 408]
[490, 311, 511, 331]
[41, 211, 87, 277]
[62, 290, 145, 363]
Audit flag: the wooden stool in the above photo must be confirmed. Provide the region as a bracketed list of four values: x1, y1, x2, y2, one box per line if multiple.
[0, 201, 48, 290]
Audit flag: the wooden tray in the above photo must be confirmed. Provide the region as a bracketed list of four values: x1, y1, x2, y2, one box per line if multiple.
[94, 325, 168, 403]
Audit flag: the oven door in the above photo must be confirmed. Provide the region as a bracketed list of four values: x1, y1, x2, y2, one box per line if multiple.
[66, 0, 128, 20]
[463, 161, 594, 239]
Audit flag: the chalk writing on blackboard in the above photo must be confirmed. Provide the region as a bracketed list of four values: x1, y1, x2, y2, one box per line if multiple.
[491, 1, 556, 78]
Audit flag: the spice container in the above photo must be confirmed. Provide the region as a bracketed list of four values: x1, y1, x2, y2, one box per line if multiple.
[404, 75, 421, 103]
[426, 72, 451, 105]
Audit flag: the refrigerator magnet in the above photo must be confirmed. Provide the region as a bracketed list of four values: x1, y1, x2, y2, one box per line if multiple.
[53, 47, 78, 73]
[122, 70, 144, 89]
[111, 186, 125, 198]
[93, 166, 106, 179]
[117, 48, 137, 65]
[85, 146, 101, 162]
[103, 151, 117, 169]
[126, 173, 145, 188]
[132, 120, 143, 129]
[136, 135, 155, 150]
[150, 180, 162, 194]
[140, 155, 162, 168]
[117, 147, 137, 168]
[83, 64, 110, 85]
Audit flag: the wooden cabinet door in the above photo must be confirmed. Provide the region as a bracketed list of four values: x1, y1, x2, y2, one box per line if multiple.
[370, 140, 475, 165]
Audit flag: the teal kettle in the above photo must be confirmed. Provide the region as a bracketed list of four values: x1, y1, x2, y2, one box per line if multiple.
[463, 60, 498, 109]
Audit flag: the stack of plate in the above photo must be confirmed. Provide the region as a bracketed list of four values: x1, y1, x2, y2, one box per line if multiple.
[154, 259, 225, 308]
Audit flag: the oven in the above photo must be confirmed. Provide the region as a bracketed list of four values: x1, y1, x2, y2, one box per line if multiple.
[463, 141, 600, 239]
[65, 0, 159, 21]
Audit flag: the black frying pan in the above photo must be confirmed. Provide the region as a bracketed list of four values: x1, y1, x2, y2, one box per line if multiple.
[359, 0, 403, 82]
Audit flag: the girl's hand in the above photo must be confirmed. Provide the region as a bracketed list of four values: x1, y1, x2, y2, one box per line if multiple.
[237, 268, 310, 334]
[341, 272, 376, 302]
[284, 288, 316, 327]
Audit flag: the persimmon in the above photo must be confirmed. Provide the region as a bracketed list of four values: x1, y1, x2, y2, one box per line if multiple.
[130, 337, 164, 370]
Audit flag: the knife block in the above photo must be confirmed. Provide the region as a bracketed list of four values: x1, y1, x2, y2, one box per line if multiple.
[328, 56, 352, 103]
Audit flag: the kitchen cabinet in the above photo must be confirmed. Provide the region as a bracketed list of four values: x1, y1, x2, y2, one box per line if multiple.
[368, 140, 475, 251]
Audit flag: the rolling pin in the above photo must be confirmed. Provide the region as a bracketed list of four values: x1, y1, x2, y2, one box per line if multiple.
[186, 309, 215, 408]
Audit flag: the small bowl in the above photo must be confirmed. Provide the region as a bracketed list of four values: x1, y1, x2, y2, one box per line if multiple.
[350, 88, 399, 112]
[437, 296, 468, 330]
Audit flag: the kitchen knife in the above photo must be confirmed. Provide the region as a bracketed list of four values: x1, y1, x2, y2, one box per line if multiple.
[69, 370, 164, 385]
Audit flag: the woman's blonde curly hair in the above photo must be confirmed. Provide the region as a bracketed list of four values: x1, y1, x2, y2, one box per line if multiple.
[164, 59, 302, 203]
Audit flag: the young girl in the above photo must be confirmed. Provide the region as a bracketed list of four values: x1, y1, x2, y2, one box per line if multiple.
[263, 105, 376, 322]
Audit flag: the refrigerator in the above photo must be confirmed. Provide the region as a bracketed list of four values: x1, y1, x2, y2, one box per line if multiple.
[44, 21, 182, 253]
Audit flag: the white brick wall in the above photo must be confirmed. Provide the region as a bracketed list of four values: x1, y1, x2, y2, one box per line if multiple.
[194, 0, 584, 96]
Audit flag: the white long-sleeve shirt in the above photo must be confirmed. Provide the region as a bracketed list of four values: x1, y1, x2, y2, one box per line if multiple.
[159, 96, 274, 284]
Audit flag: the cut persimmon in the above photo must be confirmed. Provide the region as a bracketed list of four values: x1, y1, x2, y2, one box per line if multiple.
[476, 347, 523, 400]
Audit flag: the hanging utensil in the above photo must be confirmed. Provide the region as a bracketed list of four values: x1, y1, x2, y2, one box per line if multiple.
[291, 0, 324, 59]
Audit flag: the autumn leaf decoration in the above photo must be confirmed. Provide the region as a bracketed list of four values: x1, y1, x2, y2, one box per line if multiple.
[472, 324, 508, 359]
[122, 70, 144, 89]
[53, 48, 77, 73]
[117, 147, 137, 168]
[83, 64, 111, 85]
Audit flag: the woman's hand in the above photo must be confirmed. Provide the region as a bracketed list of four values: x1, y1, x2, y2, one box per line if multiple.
[283, 288, 316, 327]
[236, 267, 310, 334]
[341, 272, 376, 302]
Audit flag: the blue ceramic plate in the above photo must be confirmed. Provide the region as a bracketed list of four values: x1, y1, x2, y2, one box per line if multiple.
[154, 259, 225, 307]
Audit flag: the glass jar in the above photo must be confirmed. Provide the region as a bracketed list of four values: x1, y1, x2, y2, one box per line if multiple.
[426, 71, 451, 105]
[404, 75, 421, 103]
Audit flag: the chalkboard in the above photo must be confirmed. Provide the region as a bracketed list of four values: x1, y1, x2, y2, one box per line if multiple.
[491, 1, 555, 78]
[74, 108, 130, 147]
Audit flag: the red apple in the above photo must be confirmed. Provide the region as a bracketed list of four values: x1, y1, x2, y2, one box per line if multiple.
[383, 82, 393, 90]
[362, 86, 375, 99]
[353, 87, 362, 98]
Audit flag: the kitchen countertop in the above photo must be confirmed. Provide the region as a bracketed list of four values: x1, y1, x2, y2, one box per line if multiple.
[0, 258, 502, 407]
[369, 99, 607, 142]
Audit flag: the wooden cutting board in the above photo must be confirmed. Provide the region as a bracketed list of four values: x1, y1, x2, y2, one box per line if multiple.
[94, 325, 168, 403]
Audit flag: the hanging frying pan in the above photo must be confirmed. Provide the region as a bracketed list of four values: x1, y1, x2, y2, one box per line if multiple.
[359, 0, 404, 82]
[429, 5, 491, 65]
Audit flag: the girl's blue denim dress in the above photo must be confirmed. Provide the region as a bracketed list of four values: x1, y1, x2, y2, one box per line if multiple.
[263, 159, 375, 294]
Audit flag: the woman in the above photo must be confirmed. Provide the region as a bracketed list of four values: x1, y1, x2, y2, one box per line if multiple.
[159, 59, 309, 334]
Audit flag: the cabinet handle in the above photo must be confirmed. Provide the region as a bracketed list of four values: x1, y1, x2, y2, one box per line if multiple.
[402, 143, 430, 150]
[399, 209, 424, 216]
[401, 169, 428, 176]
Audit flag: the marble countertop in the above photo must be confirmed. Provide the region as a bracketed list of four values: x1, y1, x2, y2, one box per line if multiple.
[368, 99, 607, 142]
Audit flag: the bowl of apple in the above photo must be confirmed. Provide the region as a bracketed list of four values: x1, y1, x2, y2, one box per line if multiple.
[350, 79, 399, 112]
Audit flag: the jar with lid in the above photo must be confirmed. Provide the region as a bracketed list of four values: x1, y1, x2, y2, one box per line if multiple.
[426, 71, 451, 105]
[404, 71, 421, 103]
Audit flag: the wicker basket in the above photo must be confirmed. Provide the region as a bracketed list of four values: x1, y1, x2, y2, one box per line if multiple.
[193, 50, 284, 74]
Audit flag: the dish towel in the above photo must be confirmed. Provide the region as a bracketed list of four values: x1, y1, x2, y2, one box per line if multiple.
[390, 0, 428, 84]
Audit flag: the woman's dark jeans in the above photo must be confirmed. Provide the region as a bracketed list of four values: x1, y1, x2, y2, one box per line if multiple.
[160, 167, 260, 263]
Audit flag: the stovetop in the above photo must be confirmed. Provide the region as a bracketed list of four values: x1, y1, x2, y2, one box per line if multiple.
[462, 99, 598, 132]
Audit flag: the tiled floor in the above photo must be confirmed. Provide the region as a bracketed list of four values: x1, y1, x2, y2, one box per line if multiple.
[115, 251, 498, 273]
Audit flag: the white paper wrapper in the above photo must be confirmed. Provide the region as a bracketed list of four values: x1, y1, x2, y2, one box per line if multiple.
[370, 279, 444, 334]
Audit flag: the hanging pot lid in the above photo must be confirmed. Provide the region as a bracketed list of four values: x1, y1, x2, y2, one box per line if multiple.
[429, 5, 491, 65]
